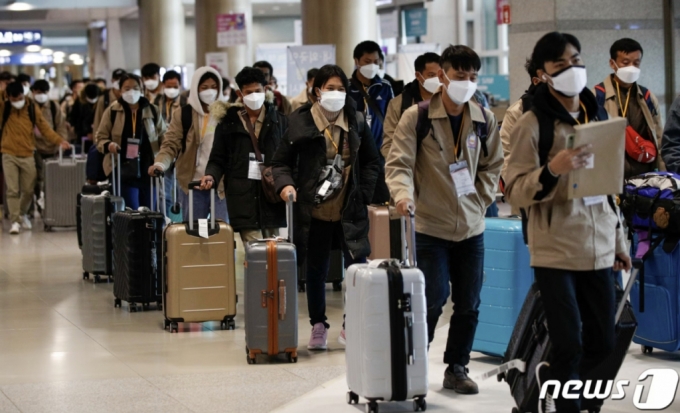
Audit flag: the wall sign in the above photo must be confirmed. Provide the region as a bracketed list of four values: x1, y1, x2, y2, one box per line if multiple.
[404, 8, 427, 37]
[0, 30, 42, 45]
[217, 14, 246, 47]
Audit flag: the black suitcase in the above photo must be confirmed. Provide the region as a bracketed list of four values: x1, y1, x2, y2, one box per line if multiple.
[298, 249, 345, 292]
[496, 264, 640, 413]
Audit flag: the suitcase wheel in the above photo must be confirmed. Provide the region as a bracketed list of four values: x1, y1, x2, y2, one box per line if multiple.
[170, 322, 178, 333]
[44, 225, 52, 232]
[83, 272, 89, 280]
[157, 301, 163, 311]
[365, 400, 378, 413]
[298, 283, 306, 293]
[413, 397, 426, 412]
[246, 355, 256, 365]
[512, 408, 520, 413]
[129, 303, 138, 313]
[94, 274, 102, 283]
[142, 303, 150, 311]
[641, 345, 654, 354]
[114, 298, 121, 308]
[287, 353, 297, 363]
[332, 282, 342, 292]
[164, 319, 170, 330]
[346, 392, 359, 405]
[227, 319, 236, 330]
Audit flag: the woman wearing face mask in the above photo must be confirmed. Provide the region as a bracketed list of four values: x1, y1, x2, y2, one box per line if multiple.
[96, 73, 167, 209]
[149, 67, 228, 222]
[199, 67, 287, 244]
[70, 83, 101, 145]
[271, 64, 381, 351]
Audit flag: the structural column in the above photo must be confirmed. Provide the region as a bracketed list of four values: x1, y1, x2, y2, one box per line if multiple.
[139, 0, 186, 67]
[301, 0, 378, 76]
[195, 0, 253, 77]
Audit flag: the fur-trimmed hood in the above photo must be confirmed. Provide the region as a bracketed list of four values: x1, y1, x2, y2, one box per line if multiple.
[209, 90, 275, 122]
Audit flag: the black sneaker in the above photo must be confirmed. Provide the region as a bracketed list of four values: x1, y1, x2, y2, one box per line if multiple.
[443, 364, 479, 394]
[536, 362, 556, 413]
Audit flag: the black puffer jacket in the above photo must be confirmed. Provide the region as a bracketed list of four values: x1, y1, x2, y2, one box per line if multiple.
[271, 100, 380, 265]
[205, 101, 287, 232]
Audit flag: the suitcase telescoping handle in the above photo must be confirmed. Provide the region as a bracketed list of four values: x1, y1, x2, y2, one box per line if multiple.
[287, 193, 294, 244]
[109, 153, 121, 197]
[400, 212, 417, 267]
[616, 258, 643, 323]
[187, 181, 215, 231]
[58, 144, 76, 164]
[150, 170, 167, 217]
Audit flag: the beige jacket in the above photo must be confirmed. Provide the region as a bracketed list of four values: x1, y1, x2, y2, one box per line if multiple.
[95, 101, 167, 175]
[504, 111, 627, 271]
[34, 100, 68, 155]
[290, 88, 312, 111]
[382, 93, 408, 159]
[386, 91, 503, 242]
[500, 98, 524, 181]
[92, 89, 119, 134]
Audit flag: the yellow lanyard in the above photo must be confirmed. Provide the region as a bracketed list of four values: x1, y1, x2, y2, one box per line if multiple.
[452, 107, 467, 161]
[131, 109, 138, 135]
[200, 114, 209, 139]
[324, 127, 338, 155]
[166, 101, 172, 121]
[615, 80, 631, 118]
[573, 102, 589, 125]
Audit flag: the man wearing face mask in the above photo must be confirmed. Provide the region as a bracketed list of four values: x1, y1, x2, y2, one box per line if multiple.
[594, 38, 664, 179]
[142, 63, 164, 103]
[386, 45, 503, 395]
[505, 32, 631, 413]
[382, 52, 441, 159]
[0, 81, 70, 234]
[290, 68, 318, 111]
[199, 67, 287, 244]
[17, 74, 32, 98]
[253, 61, 292, 115]
[93, 68, 126, 134]
[153, 70, 186, 125]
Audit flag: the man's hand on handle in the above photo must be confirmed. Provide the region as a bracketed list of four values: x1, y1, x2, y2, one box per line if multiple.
[148, 164, 164, 177]
[614, 253, 632, 272]
[200, 175, 215, 190]
[59, 140, 71, 151]
[396, 199, 415, 217]
[280, 185, 296, 202]
[108, 142, 119, 154]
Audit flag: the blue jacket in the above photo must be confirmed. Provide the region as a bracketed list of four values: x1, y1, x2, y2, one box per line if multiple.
[662, 95, 680, 173]
[348, 71, 394, 149]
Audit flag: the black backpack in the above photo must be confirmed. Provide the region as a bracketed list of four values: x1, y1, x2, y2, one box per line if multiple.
[179, 105, 193, 153]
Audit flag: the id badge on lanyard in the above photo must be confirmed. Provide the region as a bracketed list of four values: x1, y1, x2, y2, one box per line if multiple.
[449, 160, 477, 197]
[126, 138, 140, 159]
[248, 152, 263, 180]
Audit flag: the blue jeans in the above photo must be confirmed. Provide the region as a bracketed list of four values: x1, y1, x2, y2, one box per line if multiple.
[178, 189, 228, 222]
[306, 218, 365, 328]
[485, 200, 499, 217]
[416, 232, 484, 366]
[121, 182, 152, 210]
[164, 169, 175, 215]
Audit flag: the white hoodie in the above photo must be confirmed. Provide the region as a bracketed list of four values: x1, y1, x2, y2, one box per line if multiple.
[187, 66, 224, 116]
[187, 66, 224, 180]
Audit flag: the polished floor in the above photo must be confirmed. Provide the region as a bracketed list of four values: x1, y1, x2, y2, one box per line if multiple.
[0, 219, 678, 413]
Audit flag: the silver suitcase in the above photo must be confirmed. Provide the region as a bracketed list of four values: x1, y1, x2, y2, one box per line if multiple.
[43, 146, 86, 230]
[244, 195, 298, 364]
[81, 154, 125, 283]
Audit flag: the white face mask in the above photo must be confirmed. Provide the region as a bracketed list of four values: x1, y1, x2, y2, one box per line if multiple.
[23, 85, 30, 96]
[164, 88, 180, 99]
[543, 65, 587, 97]
[144, 79, 159, 91]
[199, 89, 218, 105]
[34, 93, 49, 104]
[420, 75, 441, 94]
[11, 99, 25, 110]
[122, 89, 141, 105]
[243, 92, 265, 111]
[112, 80, 120, 90]
[86, 97, 99, 104]
[359, 63, 379, 80]
[614, 63, 640, 84]
[377, 68, 386, 79]
[319, 90, 346, 112]
[444, 75, 477, 105]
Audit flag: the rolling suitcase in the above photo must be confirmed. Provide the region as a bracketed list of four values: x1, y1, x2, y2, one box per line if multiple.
[81, 154, 125, 283]
[163, 181, 237, 332]
[43, 145, 87, 231]
[490, 261, 640, 413]
[346, 214, 428, 413]
[244, 194, 298, 364]
[77, 183, 108, 249]
[473, 218, 533, 357]
[112, 175, 165, 311]
[368, 205, 403, 260]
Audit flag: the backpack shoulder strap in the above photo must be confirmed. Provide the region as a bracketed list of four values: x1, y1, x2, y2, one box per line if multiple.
[110, 106, 116, 125]
[50, 100, 57, 125]
[531, 107, 555, 166]
[415, 100, 432, 150]
[28, 103, 35, 127]
[104, 90, 110, 109]
[474, 103, 489, 157]
[638, 85, 658, 116]
[0, 102, 10, 138]
[594, 82, 606, 108]
[520, 93, 533, 114]
[180, 105, 193, 153]
[179, 95, 188, 107]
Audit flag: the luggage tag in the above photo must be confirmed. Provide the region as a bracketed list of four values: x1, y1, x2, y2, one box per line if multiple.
[583, 195, 606, 206]
[449, 160, 477, 197]
[126, 138, 140, 160]
[198, 218, 209, 239]
[317, 180, 331, 197]
[248, 152, 262, 180]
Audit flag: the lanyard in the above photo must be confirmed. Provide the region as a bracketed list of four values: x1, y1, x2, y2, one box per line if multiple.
[452, 107, 467, 162]
[573, 101, 589, 125]
[131, 109, 138, 135]
[200, 114, 209, 139]
[615, 80, 631, 118]
[324, 127, 338, 155]
[166, 100, 172, 121]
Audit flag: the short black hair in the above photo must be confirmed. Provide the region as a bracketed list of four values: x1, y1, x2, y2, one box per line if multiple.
[307, 68, 319, 82]
[17, 73, 31, 84]
[84, 83, 100, 99]
[69, 79, 83, 91]
[610, 38, 643, 60]
[0, 71, 11, 82]
[94, 77, 107, 84]
[198, 71, 221, 89]
[82, 77, 91, 82]
[414, 52, 441, 73]
[235, 67, 266, 89]
[141, 63, 160, 78]
[253, 61, 274, 76]
[31, 79, 50, 93]
[353, 40, 382, 60]
[162, 70, 181, 83]
[531, 32, 581, 71]
[440, 45, 481, 73]
[222, 77, 230, 89]
[111, 68, 126, 80]
[312, 64, 349, 92]
[6, 81, 24, 97]
[117, 73, 142, 89]
[524, 57, 538, 79]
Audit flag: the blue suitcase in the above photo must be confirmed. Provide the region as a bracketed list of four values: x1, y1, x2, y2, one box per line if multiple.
[473, 218, 533, 357]
[630, 241, 680, 353]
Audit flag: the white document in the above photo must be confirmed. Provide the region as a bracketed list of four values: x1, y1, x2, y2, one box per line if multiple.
[198, 219, 209, 239]
[248, 153, 262, 180]
[317, 180, 331, 196]
[449, 161, 477, 197]
[583, 195, 606, 207]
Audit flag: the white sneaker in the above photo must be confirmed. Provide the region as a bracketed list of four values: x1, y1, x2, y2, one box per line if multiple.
[37, 192, 45, 210]
[536, 361, 557, 413]
[9, 222, 20, 234]
[21, 215, 32, 230]
[338, 329, 346, 346]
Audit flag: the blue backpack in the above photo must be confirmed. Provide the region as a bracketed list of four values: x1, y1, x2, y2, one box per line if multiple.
[621, 172, 680, 235]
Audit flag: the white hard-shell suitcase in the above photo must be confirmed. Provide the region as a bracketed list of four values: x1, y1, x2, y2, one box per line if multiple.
[345, 214, 428, 413]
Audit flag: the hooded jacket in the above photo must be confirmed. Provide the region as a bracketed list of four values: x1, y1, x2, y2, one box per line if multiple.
[504, 84, 627, 271]
[154, 66, 224, 195]
[204, 91, 287, 232]
[271, 98, 381, 265]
